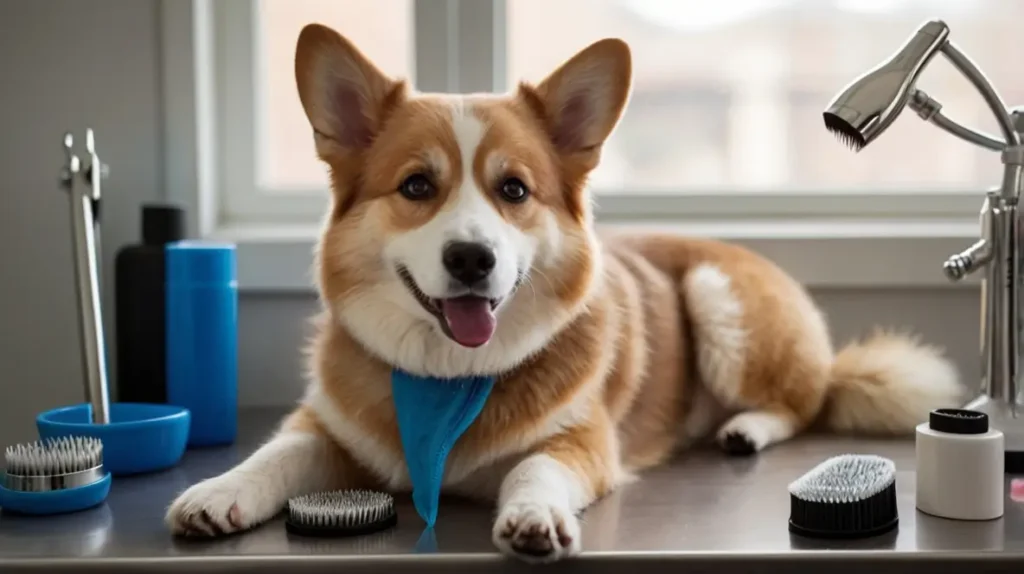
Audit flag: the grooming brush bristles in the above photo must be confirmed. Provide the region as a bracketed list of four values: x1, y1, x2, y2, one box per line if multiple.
[788, 454, 898, 539]
[789, 454, 895, 503]
[4, 436, 103, 476]
[823, 113, 866, 151]
[286, 489, 397, 538]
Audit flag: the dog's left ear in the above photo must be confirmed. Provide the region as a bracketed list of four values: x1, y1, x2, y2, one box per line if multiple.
[522, 38, 632, 157]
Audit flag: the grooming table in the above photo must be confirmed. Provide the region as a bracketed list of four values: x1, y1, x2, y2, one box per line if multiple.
[1, 407, 1021, 573]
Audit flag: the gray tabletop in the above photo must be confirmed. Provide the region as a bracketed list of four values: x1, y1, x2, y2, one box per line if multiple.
[2, 407, 1023, 573]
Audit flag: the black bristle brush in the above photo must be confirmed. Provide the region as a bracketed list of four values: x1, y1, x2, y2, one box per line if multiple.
[787, 454, 898, 539]
[285, 489, 397, 538]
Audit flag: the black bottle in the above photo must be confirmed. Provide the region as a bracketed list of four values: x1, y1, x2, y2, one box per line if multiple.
[115, 204, 185, 403]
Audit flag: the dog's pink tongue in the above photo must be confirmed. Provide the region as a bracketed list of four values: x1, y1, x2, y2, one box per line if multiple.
[441, 297, 495, 348]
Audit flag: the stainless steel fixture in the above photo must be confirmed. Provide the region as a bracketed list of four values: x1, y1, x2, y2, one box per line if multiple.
[59, 129, 111, 425]
[824, 19, 1024, 472]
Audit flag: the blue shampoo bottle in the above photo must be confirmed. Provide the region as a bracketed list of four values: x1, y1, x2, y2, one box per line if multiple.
[165, 240, 238, 447]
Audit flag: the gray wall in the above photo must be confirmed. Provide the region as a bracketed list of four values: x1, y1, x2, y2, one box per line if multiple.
[0, 0, 983, 445]
[1, 0, 163, 444]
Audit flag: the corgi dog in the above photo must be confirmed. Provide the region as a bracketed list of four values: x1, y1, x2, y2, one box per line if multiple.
[165, 24, 964, 562]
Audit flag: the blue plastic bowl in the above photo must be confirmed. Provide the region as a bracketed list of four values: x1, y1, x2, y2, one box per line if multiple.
[36, 403, 190, 476]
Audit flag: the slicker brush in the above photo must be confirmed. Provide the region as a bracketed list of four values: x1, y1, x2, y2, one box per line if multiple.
[285, 489, 398, 538]
[788, 454, 899, 539]
[0, 436, 112, 515]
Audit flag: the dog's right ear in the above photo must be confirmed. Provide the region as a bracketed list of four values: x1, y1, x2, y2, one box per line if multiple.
[294, 24, 404, 157]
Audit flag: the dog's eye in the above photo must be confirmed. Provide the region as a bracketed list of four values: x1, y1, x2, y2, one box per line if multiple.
[498, 178, 529, 203]
[399, 174, 436, 200]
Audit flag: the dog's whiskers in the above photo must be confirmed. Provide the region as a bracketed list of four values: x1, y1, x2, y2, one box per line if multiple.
[522, 274, 539, 301]
[531, 268, 557, 294]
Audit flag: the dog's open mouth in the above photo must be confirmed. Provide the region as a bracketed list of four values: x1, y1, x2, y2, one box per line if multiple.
[397, 266, 500, 348]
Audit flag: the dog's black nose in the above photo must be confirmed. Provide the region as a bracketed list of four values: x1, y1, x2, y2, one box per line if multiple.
[442, 241, 496, 286]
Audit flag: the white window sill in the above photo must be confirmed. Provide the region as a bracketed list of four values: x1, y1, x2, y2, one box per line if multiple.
[209, 218, 984, 293]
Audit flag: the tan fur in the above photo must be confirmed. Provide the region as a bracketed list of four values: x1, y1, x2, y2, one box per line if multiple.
[165, 25, 965, 562]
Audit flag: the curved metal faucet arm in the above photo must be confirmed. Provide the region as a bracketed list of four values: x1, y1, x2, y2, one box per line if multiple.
[909, 90, 1005, 151]
[930, 113, 1005, 151]
[940, 41, 1019, 146]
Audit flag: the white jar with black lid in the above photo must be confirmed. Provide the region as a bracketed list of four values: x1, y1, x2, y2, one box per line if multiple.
[916, 408, 1004, 521]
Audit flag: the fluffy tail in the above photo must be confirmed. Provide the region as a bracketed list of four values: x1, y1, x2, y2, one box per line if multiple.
[820, 330, 966, 434]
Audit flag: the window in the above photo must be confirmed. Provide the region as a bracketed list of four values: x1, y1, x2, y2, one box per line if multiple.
[212, 0, 416, 225]
[505, 0, 1021, 196]
[164, 0, 1017, 289]
[255, 0, 413, 193]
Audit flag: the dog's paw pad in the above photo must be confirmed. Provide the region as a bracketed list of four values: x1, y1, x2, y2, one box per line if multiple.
[719, 430, 757, 456]
[165, 475, 260, 537]
[715, 411, 789, 457]
[493, 501, 580, 563]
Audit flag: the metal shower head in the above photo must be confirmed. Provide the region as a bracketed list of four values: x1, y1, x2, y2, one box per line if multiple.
[823, 20, 950, 151]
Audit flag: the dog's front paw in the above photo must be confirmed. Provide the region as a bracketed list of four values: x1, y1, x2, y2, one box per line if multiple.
[493, 501, 581, 563]
[165, 472, 269, 537]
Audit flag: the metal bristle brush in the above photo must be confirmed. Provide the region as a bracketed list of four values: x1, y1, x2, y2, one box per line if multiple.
[0, 436, 112, 515]
[787, 454, 899, 540]
[286, 489, 397, 538]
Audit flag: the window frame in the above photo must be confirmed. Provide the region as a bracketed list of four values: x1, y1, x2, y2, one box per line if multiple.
[159, 0, 987, 291]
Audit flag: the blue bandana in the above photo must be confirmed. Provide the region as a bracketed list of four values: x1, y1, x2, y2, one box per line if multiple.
[391, 369, 495, 527]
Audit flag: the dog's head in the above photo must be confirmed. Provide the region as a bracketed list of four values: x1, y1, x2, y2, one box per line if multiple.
[294, 25, 631, 377]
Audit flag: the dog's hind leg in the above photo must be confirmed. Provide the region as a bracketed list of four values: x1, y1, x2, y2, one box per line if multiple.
[680, 262, 832, 456]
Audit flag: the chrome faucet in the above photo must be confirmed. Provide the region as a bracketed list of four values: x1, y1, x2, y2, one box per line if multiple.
[823, 19, 1024, 473]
